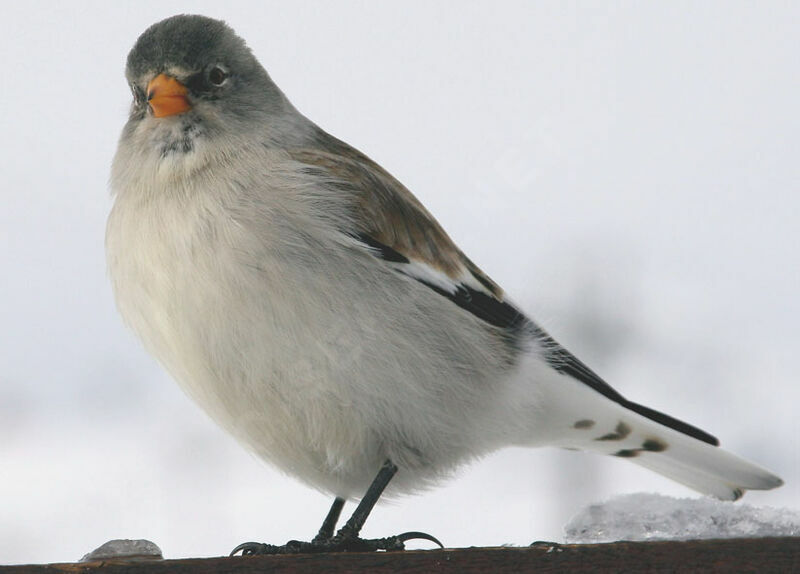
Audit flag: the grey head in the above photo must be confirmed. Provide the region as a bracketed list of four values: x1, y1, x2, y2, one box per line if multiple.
[122, 15, 308, 156]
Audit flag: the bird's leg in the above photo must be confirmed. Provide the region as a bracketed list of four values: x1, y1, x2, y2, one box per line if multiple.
[312, 496, 345, 543]
[333, 459, 397, 541]
[230, 460, 443, 555]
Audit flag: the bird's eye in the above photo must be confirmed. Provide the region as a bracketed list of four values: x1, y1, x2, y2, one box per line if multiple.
[208, 66, 228, 86]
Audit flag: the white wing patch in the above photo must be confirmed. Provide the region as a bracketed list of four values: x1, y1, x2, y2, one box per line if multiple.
[395, 259, 460, 295]
[354, 233, 528, 332]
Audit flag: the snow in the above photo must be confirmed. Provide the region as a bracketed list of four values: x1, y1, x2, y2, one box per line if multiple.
[80, 539, 162, 562]
[565, 493, 800, 543]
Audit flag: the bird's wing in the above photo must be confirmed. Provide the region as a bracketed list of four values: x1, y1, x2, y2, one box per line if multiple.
[288, 135, 718, 447]
[288, 137, 527, 332]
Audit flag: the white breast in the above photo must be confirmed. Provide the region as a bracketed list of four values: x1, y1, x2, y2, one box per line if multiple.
[106, 139, 528, 498]
[107, 144, 369, 488]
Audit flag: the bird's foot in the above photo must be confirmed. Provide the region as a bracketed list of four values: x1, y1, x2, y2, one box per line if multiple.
[231, 530, 443, 555]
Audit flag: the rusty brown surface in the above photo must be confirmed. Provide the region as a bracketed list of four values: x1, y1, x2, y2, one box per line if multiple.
[3, 538, 799, 574]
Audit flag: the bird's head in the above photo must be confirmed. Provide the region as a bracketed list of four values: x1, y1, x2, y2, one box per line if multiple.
[118, 14, 307, 170]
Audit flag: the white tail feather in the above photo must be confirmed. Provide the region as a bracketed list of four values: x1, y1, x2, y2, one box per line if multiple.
[603, 415, 782, 500]
[534, 367, 783, 500]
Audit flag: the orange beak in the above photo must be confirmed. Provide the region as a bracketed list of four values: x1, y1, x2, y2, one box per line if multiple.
[147, 74, 191, 118]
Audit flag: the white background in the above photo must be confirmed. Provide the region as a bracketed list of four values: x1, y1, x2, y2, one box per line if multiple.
[1, 1, 798, 565]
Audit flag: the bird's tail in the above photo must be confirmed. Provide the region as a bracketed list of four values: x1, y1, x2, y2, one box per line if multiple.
[534, 369, 783, 500]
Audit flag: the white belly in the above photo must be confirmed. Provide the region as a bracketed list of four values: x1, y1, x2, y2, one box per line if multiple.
[106, 167, 523, 498]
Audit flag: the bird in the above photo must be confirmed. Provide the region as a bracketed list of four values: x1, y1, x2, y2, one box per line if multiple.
[106, 14, 783, 554]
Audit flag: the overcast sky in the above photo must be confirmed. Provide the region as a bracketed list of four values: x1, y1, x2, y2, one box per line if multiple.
[1, 1, 798, 566]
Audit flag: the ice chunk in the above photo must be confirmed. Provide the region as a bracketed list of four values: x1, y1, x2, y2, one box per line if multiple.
[565, 493, 800, 543]
[80, 539, 163, 562]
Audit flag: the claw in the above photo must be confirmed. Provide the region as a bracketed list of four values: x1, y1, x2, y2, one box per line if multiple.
[230, 542, 270, 556]
[395, 531, 445, 549]
[230, 531, 444, 556]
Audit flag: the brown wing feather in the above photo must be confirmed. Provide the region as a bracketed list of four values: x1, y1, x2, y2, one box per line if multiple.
[288, 130, 504, 299]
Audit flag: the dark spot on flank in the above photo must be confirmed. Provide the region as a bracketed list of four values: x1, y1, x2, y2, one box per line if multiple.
[642, 438, 668, 452]
[614, 449, 639, 458]
[405, 444, 424, 459]
[574, 419, 596, 429]
[596, 421, 632, 441]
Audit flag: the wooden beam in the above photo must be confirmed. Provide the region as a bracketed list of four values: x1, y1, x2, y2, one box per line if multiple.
[3, 538, 798, 573]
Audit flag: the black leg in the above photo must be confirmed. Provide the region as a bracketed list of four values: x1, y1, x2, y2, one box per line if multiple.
[312, 496, 345, 543]
[335, 460, 397, 540]
[230, 459, 443, 555]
